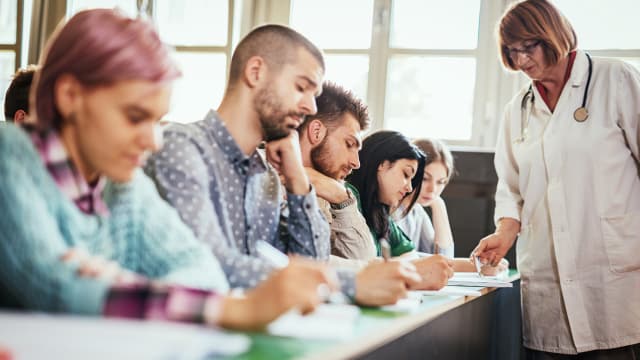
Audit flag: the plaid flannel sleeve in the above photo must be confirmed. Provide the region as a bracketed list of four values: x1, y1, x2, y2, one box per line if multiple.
[102, 281, 224, 324]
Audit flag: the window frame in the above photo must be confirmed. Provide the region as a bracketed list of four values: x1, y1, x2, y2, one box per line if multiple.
[285, 0, 511, 146]
[0, 0, 23, 69]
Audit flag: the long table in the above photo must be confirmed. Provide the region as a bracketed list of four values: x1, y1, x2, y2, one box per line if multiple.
[234, 270, 523, 360]
[0, 272, 522, 359]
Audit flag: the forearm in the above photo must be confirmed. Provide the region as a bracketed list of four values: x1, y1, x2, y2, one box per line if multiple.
[214, 246, 276, 288]
[284, 188, 331, 259]
[429, 200, 454, 252]
[330, 203, 377, 261]
[283, 173, 311, 195]
[495, 217, 521, 241]
[103, 281, 225, 326]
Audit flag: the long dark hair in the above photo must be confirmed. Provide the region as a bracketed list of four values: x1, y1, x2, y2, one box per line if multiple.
[347, 131, 426, 240]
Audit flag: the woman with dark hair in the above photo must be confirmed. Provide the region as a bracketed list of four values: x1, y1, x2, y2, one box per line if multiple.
[346, 131, 426, 257]
[348, 132, 504, 277]
[473, 0, 640, 357]
[345, 131, 454, 291]
[0, 8, 333, 331]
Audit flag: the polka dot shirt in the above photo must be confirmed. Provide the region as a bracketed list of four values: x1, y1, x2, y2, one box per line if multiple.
[144, 110, 333, 289]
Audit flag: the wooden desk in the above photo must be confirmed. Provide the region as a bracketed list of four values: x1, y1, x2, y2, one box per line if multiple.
[234, 271, 523, 360]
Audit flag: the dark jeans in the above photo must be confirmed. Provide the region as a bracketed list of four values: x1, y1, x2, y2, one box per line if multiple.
[525, 344, 640, 360]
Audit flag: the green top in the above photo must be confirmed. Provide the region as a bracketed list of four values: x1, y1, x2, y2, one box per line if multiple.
[345, 183, 415, 257]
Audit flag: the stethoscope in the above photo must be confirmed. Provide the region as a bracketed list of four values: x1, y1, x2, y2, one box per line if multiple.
[515, 53, 592, 144]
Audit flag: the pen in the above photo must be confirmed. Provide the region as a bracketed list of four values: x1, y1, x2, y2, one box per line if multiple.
[255, 240, 348, 304]
[380, 237, 391, 261]
[473, 254, 484, 278]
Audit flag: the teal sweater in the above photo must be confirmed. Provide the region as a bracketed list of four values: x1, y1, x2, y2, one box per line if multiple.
[0, 123, 228, 314]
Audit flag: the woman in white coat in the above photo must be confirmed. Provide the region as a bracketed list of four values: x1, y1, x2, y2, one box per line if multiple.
[473, 1, 640, 359]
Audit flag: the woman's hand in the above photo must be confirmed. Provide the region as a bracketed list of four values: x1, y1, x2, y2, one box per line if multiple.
[354, 259, 422, 306]
[472, 218, 520, 266]
[480, 258, 509, 276]
[60, 248, 139, 284]
[410, 255, 454, 290]
[449, 257, 510, 276]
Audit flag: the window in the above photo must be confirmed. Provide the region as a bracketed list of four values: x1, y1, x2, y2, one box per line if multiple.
[553, 0, 640, 71]
[68, 0, 234, 123]
[19, 1, 640, 145]
[68, 0, 133, 15]
[0, 0, 22, 120]
[289, 0, 484, 142]
[290, 0, 373, 103]
[385, 0, 481, 141]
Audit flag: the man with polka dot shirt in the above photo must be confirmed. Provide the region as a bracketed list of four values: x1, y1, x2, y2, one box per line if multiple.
[145, 25, 343, 292]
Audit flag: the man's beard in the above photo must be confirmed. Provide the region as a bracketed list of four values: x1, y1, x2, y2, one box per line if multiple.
[311, 137, 342, 180]
[254, 85, 302, 141]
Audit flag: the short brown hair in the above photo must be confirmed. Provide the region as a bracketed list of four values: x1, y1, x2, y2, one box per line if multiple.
[299, 81, 370, 133]
[413, 138, 454, 180]
[497, 0, 576, 71]
[228, 24, 324, 90]
[4, 65, 37, 121]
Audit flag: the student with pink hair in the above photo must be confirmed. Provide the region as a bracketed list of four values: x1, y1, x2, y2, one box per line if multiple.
[0, 9, 333, 330]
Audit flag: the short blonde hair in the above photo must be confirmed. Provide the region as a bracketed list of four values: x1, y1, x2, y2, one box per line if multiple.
[497, 0, 577, 71]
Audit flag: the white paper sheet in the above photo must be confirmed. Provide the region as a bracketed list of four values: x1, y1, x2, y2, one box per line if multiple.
[267, 304, 360, 340]
[0, 312, 250, 360]
[447, 272, 513, 288]
[411, 285, 483, 297]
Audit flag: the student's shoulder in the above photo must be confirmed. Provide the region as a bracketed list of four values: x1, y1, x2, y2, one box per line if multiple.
[0, 122, 34, 151]
[162, 111, 220, 142]
[0, 123, 40, 169]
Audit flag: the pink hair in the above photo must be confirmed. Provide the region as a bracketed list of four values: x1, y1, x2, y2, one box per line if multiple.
[32, 8, 181, 130]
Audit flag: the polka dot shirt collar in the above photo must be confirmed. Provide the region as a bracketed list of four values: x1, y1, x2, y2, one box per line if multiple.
[204, 110, 267, 175]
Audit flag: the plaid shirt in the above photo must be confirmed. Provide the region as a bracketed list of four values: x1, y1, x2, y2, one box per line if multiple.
[29, 128, 109, 216]
[29, 127, 222, 324]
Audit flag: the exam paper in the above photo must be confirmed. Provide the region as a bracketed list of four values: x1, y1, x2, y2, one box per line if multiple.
[379, 297, 422, 312]
[0, 312, 250, 360]
[447, 272, 513, 288]
[411, 285, 483, 297]
[267, 304, 360, 340]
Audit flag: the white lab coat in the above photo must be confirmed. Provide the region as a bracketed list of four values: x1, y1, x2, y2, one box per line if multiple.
[494, 50, 640, 354]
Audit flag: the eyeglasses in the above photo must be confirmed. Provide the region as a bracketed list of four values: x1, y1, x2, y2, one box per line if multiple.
[506, 40, 541, 61]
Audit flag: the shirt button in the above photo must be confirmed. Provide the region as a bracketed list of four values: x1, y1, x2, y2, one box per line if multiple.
[305, 204, 311, 210]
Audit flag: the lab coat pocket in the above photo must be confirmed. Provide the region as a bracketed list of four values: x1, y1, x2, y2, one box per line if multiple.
[515, 224, 534, 275]
[601, 212, 640, 273]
